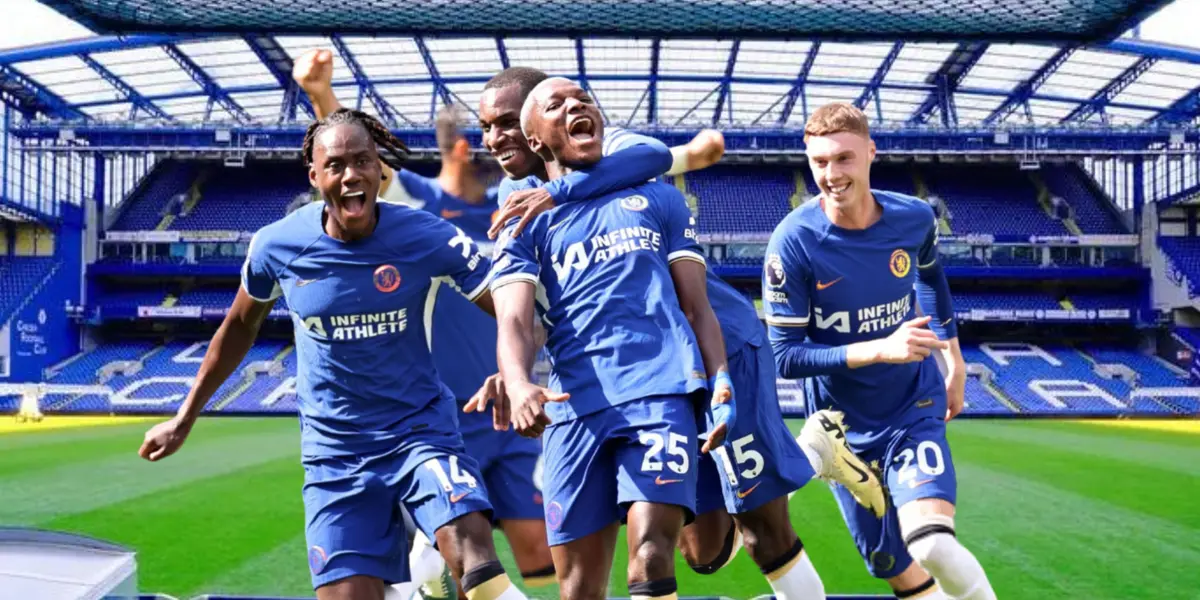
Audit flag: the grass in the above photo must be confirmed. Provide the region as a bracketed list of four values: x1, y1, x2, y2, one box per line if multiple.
[1, 416, 1198, 599]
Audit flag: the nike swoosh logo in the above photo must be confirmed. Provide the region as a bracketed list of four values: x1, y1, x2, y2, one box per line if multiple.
[655, 475, 683, 485]
[296, 278, 319, 287]
[450, 491, 470, 503]
[441, 209, 463, 218]
[736, 482, 762, 499]
[909, 479, 934, 488]
[816, 277, 843, 291]
[844, 458, 870, 484]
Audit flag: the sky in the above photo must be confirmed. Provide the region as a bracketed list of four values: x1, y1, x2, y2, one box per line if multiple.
[0, 0, 1198, 51]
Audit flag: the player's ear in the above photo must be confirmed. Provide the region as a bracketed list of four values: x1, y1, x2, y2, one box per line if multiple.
[308, 165, 319, 191]
[867, 137, 877, 162]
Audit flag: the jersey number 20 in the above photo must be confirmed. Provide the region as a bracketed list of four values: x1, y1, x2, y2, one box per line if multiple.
[894, 441, 945, 486]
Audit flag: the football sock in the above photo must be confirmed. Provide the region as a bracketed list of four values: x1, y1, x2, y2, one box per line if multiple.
[463, 561, 526, 600]
[629, 578, 678, 600]
[906, 522, 996, 600]
[895, 577, 948, 599]
[761, 539, 825, 599]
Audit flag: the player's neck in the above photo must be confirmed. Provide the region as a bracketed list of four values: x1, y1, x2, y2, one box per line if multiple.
[322, 206, 378, 242]
[822, 191, 881, 230]
[437, 163, 486, 205]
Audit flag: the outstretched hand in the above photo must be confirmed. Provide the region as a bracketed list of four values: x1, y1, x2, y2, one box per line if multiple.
[292, 48, 334, 97]
[506, 380, 570, 439]
[465, 373, 511, 431]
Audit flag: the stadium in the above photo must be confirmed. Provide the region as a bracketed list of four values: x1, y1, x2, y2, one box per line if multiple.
[0, 0, 1199, 598]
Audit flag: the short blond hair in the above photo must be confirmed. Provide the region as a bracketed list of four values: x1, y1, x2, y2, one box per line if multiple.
[804, 102, 870, 142]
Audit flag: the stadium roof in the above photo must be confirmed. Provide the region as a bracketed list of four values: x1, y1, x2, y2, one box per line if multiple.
[2, 33, 1200, 130]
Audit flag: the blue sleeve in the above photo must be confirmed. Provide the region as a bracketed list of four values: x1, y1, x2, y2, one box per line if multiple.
[762, 226, 851, 378]
[916, 214, 958, 339]
[241, 229, 282, 302]
[657, 187, 705, 266]
[542, 130, 672, 204]
[497, 176, 538, 206]
[488, 222, 540, 292]
[428, 217, 493, 301]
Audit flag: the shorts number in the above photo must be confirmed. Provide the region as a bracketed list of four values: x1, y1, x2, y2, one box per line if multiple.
[424, 456, 478, 492]
[640, 431, 689, 475]
[712, 434, 765, 486]
[894, 441, 945, 486]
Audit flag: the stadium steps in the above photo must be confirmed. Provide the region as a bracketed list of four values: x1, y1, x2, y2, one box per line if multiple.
[1029, 171, 1083, 235]
[1059, 297, 1076, 310]
[790, 171, 808, 209]
[983, 379, 1021, 413]
[180, 172, 208, 217]
[2, 260, 61, 325]
[212, 345, 294, 411]
[162, 294, 178, 308]
[154, 214, 175, 231]
[671, 175, 701, 216]
[43, 350, 86, 380]
[1075, 347, 1181, 413]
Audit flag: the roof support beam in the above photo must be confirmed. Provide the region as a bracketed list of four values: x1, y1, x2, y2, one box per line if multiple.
[243, 34, 313, 121]
[78, 54, 172, 120]
[908, 42, 987, 126]
[855, 42, 904, 111]
[983, 47, 1076, 126]
[495, 37, 510, 70]
[777, 42, 821, 125]
[0, 64, 88, 121]
[646, 39, 660, 125]
[1062, 56, 1157, 124]
[711, 41, 740, 126]
[415, 36, 453, 120]
[330, 35, 410, 126]
[163, 43, 251, 123]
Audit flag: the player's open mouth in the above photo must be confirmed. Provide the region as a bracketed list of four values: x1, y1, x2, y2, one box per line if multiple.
[567, 117, 595, 142]
[827, 183, 850, 195]
[341, 191, 366, 216]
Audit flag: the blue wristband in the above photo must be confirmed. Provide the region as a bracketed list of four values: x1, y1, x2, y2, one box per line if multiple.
[708, 371, 733, 392]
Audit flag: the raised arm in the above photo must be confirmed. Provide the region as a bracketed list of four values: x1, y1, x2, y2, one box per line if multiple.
[293, 48, 397, 193]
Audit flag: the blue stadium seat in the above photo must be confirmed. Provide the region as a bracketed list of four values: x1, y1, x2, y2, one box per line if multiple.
[109, 161, 200, 231]
[925, 164, 1066, 236]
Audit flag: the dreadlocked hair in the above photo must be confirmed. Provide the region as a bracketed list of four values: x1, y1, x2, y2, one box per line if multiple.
[302, 108, 410, 171]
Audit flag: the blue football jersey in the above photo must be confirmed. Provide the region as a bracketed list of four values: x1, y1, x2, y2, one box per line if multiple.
[489, 181, 709, 423]
[380, 168, 502, 409]
[498, 131, 765, 354]
[242, 201, 492, 456]
[763, 190, 945, 445]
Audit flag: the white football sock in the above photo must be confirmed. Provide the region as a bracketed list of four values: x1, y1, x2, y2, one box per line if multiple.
[765, 549, 825, 600]
[409, 529, 446, 586]
[907, 534, 996, 600]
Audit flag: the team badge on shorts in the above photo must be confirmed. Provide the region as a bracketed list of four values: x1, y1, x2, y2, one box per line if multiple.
[889, 249, 911, 278]
[545, 501, 564, 531]
[765, 253, 786, 288]
[620, 195, 649, 211]
[309, 545, 328, 574]
[374, 264, 401, 292]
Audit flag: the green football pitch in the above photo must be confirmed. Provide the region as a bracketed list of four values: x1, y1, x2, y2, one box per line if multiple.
[1, 416, 1198, 599]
